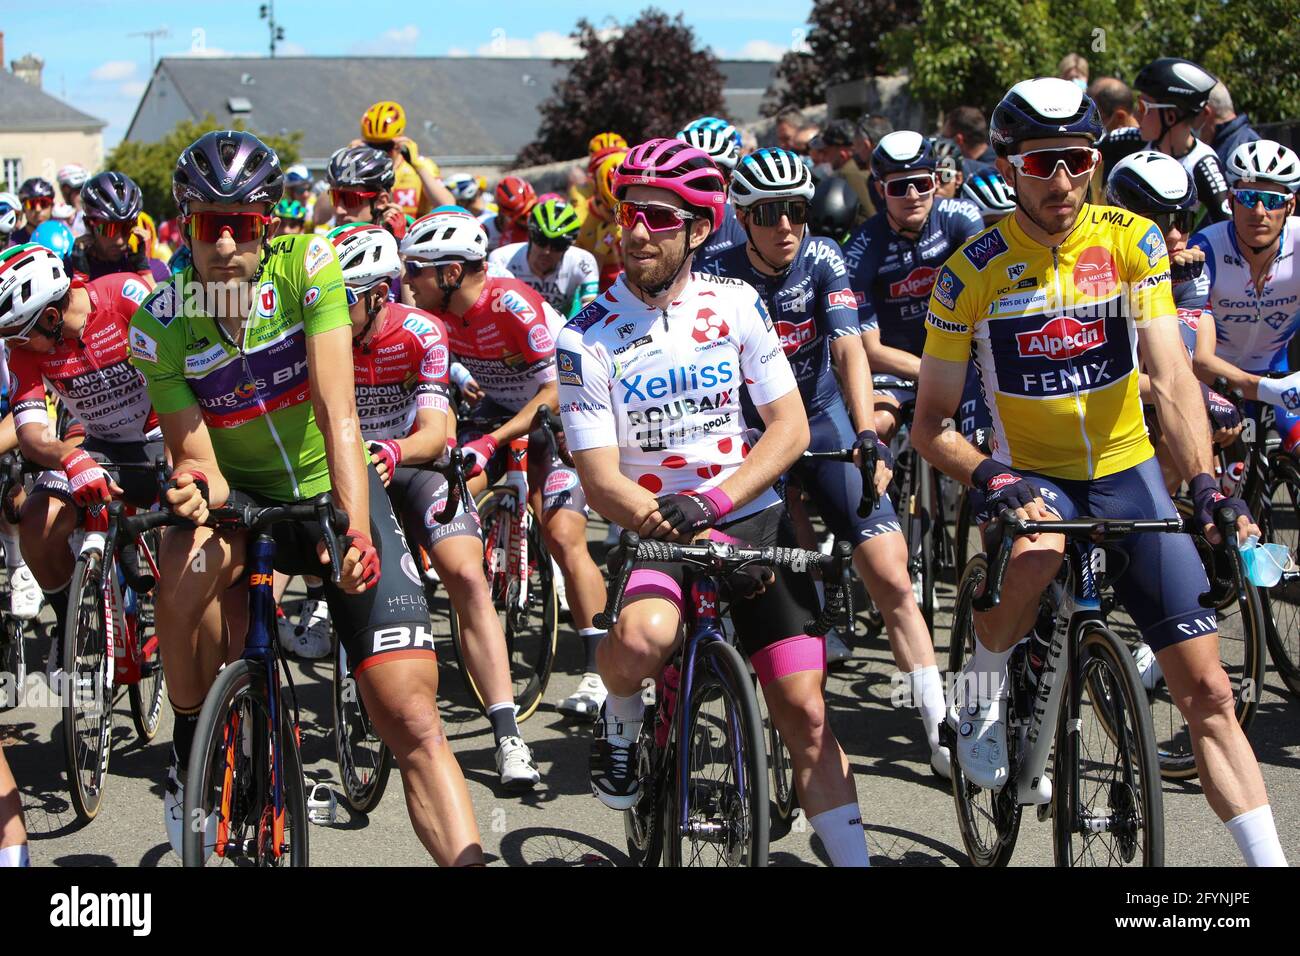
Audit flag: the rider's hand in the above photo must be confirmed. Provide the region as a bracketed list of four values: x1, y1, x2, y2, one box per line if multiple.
[654, 488, 732, 540]
[367, 439, 402, 487]
[326, 528, 381, 593]
[165, 471, 209, 525]
[1190, 473, 1259, 546]
[728, 564, 776, 600]
[1256, 369, 1300, 413]
[632, 497, 672, 540]
[461, 379, 485, 403]
[378, 204, 406, 239]
[972, 458, 1048, 535]
[1202, 384, 1244, 447]
[554, 429, 575, 468]
[1170, 245, 1206, 283]
[852, 430, 894, 499]
[61, 450, 121, 506]
[461, 434, 498, 479]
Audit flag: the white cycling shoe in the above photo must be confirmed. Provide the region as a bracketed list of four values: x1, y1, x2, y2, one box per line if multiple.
[8, 565, 42, 620]
[930, 744, 952, 780]
[1132, 641, 1164, 692]
[558, 671, 607, 720]
[495, 735, 540, 791]
[164, 755, 217, 862]
[948, 661, 1009, 791]
[277, 598, 332, 660]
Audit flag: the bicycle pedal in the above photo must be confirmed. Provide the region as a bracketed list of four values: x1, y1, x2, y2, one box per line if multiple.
[306, 783, 338, 825]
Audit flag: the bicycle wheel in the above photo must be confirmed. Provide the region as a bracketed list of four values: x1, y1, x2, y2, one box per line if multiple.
[954, 489, 981, 584]
[663, 639, 769, 867]
[449, 487, 558, 720]
[947, 554, 1021, 867]
[622, 703, 663, 867]
[127, 533, 166, 741]
[760, 684, 798, 822]
[61, 549, 113, 822]
[332, 639, 392, 813]
[184, 659, 309, 867]
[0, 615, 24, 710]
[1054, 625, 1164, 867]
[1260, 457, 1300, 697]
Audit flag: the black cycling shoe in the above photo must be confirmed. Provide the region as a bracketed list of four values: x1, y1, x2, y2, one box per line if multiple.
[590, 704, 640, 811]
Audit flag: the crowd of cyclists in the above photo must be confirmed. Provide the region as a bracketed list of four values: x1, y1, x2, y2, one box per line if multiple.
[0, 45, 1295, 868]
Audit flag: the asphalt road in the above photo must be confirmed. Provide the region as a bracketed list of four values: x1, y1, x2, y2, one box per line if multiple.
[3, 515, 1297, 868]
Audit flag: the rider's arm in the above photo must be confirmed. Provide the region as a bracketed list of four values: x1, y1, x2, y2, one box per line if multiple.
[156, 404, 230, 509]
[489, 310, 560, 444]
[714, 387, 809, 507]
[571, 445, 663, 532]
[394, 406, 447, 466]
[1141, 314, 1214, 479]
[860, 325, 921, 380]
[306, 323, 370, 534]
[394, 333, 452, 465]
[15, 420, 80, 471]
[8, 351, 79, 468]
[830, 334, 875, 435]
[1192, 313, 1265, 399]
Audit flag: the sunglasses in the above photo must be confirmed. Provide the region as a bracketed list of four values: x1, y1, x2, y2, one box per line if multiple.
[23, 197, 52, 210]
[1137, 99, 1178, 116]
[883, 174, 937, 199]
[404, 260, 440, 279]
[331, 188, 380, 210]
[748, 199, 809, 227]
[1150, 209, 1197, 234]
[1233, 188, 1291, 212]
[1007, 147, 1099, 179]
[615, 200, 696, 233]
[5, 307, 61, 346]
[90, 218, 136, 239]
[185, 211, 270, 243]
[529, 233, 575, 252]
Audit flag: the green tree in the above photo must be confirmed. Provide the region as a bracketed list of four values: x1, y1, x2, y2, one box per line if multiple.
[514, 9, 725, 166]
[1199, 0, 1300, 124]
[105, 115, 301, 221]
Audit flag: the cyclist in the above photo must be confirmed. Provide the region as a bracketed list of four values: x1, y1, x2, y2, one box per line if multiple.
[482, 176, 536, 251]
[930, 136, 965, 199]
[330, 222, 541, 787]
[705, 147, 950, 774]
[0, 244, 155, 644]
[129, 130, 483, 865]
[0, 193, 20, 246]
[487, 198, 598, 318]
[961, 168, 1017, 227]
[11, 179, 55, 245]
[358, 100, 450, 218]
[400, 209, 612, 723]
[844, 131, 984, 441]
[0, 327, 39, 621]
[1185, 140, 1300, 451]
[912, 78, 1286, 866]
[576, 150, 626, 290]
[573, 131, 629, 223]
[809, 176, 861, 247]
[31, 221, 75, 261]
[283, 163, 315, 223]
[56, 164, 89, 237]
[272, 197, 308, 236]
[65, 172, 155, 285]
[325, 145, 407, 237]
[677, 119, 747, 259]
[445, 174, 489, 217]
[558, 137, 874, 866]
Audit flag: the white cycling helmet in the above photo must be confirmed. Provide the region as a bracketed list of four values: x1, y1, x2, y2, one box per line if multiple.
[0, 243, 71, 339]
[56, 164, 89, 188]
[676, 126, 740, 172]
[0, 192, 19, 236]
[962, 168, 1017, 216]
[444, 173, 481, 204]
[328, 223, 402, 289]
[400, 210, 489, 265]
[1225, 139, 1300, 192]
[729, 147, 815, 207]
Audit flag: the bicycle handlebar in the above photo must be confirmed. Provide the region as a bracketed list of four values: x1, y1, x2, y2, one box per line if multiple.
[799, 444, 880, 517]
[430, 446, 473, 525]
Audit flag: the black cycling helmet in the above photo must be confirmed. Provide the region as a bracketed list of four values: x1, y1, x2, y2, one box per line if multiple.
[871, 131, 937, 180]
[18, 177, 54, 201]
[990, 78, 1103, 158]
[1105, 150, 1195, 214]
[809, 175, 860, 241]
[173, 130, 283, 212]
[81, 171, 144, 222]
[1133, 57, 1217, 119]
[327, 145, 395, 191]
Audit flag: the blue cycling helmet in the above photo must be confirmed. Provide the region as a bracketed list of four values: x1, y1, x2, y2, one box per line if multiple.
[32, 221, 75, 258]
[990, 78, 1103, 158]
[168, 244, 193, 275]
[684, 115, 742, 151]
[870, 131, 936, 180]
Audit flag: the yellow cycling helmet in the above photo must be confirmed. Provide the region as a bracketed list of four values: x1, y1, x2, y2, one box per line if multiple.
[593, 150, 626, 212]
[588, 131, 628, 158]
[361, 101, 406, 142]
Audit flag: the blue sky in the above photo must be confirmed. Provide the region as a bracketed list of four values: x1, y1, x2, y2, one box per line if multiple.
[3, 1, 814, 147]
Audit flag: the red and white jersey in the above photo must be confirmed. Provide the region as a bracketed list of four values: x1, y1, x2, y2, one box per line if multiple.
[430, 275, 556, 414]
[353, 303, 452, 440]
[556, 272, 797, 520]
[10, 272, 158, 442]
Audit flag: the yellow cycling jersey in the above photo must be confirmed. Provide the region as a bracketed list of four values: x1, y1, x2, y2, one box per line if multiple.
[923, 203, 1177, 480]
[390, 157, 436, 219]
[576, 208, 622, 285]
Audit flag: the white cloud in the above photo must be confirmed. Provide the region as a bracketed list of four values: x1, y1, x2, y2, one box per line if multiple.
[278, 41, 309, 56]
[476, 30, 582, 58]
[91, 60, 137, 82]
[119, 80, 147, 98]
[349, 24, 420, 55]
[736, 40, 786, 61]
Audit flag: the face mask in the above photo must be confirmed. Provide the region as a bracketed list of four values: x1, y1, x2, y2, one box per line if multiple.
[1072, 77, 1088, 90]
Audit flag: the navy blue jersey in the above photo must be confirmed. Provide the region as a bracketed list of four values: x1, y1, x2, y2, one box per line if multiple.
[844, 197, 984, 355]
[699, 201, 748, 260]
[703, 231, 861, 416]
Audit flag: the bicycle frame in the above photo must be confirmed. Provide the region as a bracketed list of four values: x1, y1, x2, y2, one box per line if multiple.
[102, 504, 162, 686]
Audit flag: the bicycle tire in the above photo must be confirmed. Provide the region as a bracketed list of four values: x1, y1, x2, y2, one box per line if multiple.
[954, 489, 979, 585]
[919, 470, 936, 635]
[1053, 625, 1164, 867]
[184, 659, 309, 867]
[449, 487, 558, 721]
[0, 615, 24, 710]
[622, 702, 663, 867]
[662, 639, 769, 867]
[761, 684, 798, 822]
[332, 639, 392, 813]
[61, 549, 113, 822]
[947, 554, 1022, 867]
[1260, 456, 1300, 697]
[127, 531, 166, 741]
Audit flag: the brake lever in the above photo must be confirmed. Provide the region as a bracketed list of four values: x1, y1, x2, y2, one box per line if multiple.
[316, 496, 344, 586]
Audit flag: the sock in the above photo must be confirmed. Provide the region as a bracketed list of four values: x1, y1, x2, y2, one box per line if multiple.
[808, 803, 871, 867]
[969, 637, 1013, 702]
[579, 628, 605, 673]
[171, 706, 201, 770]
[1225, 805, 1288, 866]
[604, 691, 644, 741]
[907, 665, 946, 751]
[47, 587, 69, 644]
[304, 581, 326, 602]
[0, 533, 21, 570]
[0, 844, 29, 867]
[486, 702, 519, 746]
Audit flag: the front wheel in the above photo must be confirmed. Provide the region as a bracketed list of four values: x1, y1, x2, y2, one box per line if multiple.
[127, 533, 166, 741]
[1260, 456, 1300, 697]
[0, 615, 25, 710]
[62, 550, 114, 822]
[622, 704, 663, 867]
[332, 639, 392, 813]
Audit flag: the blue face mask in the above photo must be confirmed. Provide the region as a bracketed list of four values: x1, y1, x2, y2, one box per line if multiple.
[1072, 77, 1088, 90]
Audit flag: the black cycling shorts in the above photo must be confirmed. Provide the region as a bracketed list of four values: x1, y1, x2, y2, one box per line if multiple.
[31, 436, 163, 511]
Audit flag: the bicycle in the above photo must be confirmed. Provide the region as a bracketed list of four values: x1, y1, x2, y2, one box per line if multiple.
[446, 405, 561, 721]
[0, 457, 28, 712]
[600, 530, 854, 867]
[941, 510, 1170, 867]
[182, 494, 350, 867]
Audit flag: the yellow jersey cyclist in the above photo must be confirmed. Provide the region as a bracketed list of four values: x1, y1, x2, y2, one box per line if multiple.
[129, 130, 483, 865]
[358, 100, 453, 219]
[911, 79, 1286, 866]
[487, 198, 599, 318]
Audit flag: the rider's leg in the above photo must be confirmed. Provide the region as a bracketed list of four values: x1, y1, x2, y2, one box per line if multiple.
[873, 392, 902, 442]
[532, 490, 607, 671]
[0, 747, 27, 866]
[358, 657, 485, 866]
[17, 487, 77, 596]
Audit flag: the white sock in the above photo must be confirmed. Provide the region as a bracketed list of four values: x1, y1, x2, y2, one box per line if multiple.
[969, 637, 1013, 701]
[604, 691, 644, 741]
[907, 665, 946, 751]
[0, 533, 21, 571]
[0, 844, 29, 867]
[1225, 805, 1288, 866]
[808, 803, 871, 867]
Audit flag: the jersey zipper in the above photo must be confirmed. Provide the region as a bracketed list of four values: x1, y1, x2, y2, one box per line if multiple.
[1052, 245, 1094, 474]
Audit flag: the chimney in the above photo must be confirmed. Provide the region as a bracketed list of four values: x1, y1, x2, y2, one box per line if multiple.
[12, 53, 43, 89]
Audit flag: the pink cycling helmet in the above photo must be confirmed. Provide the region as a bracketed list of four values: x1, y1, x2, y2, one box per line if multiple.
[613, 138, 727, 234]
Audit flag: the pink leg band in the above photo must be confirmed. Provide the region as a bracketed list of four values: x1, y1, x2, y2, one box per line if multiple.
[625, 569, 683, 610]
[751, 635, 825, 687]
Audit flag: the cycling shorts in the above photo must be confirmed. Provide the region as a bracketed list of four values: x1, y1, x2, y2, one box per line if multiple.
[386, 463, 481, 553]
[968, 456, 1216, 652]
[459, 401, 587, 516]
[32, 437, 163, 511]
[226, 466, 434, 675]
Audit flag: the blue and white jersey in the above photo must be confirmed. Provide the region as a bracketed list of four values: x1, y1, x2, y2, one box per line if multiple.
[699, 201, 748, 260]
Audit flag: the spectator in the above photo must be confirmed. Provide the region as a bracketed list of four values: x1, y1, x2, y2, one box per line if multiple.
[774, 106, 805, 151]
[1089, 77, 1138, 131]
[842, 114, 893, 222]
[793, 122, 820, 156]
[1058, 52, 1089, 88]
[739, 127, 758, 159]
[941, 106, 996, 173]
[1198, 82, 1261, 169]
[809, 119, 856, 174]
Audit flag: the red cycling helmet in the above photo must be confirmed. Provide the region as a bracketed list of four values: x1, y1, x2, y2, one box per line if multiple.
[495, 176, 537, 219]
[613, 138, 727, 234]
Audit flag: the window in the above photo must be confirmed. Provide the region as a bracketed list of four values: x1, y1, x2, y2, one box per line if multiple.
[2, 158, 22, 192]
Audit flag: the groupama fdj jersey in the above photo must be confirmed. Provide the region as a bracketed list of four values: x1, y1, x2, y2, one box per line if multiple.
[129, 234, 352, 500]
